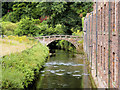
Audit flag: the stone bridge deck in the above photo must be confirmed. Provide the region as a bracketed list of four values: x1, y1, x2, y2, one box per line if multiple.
[35, 35, 83, 50]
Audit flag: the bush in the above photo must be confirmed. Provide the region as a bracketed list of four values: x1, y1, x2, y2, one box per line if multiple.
[56, 40, 76, 52]
[72, 30, 83, 37]
[2, 12, 20, 23]
[1, 21, 17, 36]
[82, 17, 84, 29]
[1, 43, 49, 89]
[36, 21, 49, 36]
[32, 18, 41, 24]
[2, 17, 66, 36]
[15, 17, 40, 36]
[36, 21, 66, 36]
[54, 24, 65, 35]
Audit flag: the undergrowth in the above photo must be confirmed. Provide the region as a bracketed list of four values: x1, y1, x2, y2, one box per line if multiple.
[1, 43, 49, 89]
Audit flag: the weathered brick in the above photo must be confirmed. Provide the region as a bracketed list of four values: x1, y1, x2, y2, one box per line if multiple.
[83, 2, 120, 88]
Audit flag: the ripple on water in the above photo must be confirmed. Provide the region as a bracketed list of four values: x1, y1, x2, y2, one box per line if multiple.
[53, 66, 58, 67]
[60, 69, 65, 72]
[66, 72, 72, 74]
[45, 62, 84, 67]
[40, 71, 45, 73]
[74, 71, 80, 73]
[50, 70, 55, 73]
[72, 74, 82, 77]
[46, 70, 51, 71]
[55, 70, 60, 72]
[55, 73, 64, 76]
[72, 64, 84, 66]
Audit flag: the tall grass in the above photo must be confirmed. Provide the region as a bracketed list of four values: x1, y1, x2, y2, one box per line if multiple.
[1, 43, 49, 89]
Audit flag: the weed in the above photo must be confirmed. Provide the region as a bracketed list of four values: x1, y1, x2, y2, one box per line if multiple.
[1, 43, 49, 89]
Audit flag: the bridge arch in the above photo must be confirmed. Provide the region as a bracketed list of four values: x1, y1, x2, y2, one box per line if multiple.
[35, 35, 83, 51]
[46, 39, 77, 49]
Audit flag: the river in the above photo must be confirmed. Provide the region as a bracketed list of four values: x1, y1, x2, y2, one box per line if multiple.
[29, 49, 93, 89]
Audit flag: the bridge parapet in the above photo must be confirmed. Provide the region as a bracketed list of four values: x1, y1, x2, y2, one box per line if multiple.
[35, 35, 82, 40]
[35, 35, 83, 51]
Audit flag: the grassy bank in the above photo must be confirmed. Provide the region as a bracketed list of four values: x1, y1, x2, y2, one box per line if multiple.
[1, 43, 49, 89]
[0, 36, 37, 57]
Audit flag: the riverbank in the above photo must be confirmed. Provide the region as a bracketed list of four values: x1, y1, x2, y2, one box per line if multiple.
[1, 43, 49, 89]
[0, 36, 37, 57]
[84, 54, 97, 88]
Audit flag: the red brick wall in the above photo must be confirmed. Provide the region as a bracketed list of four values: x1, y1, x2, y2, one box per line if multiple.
[83, 2, 120, 88]
[117, 1, 120, 90]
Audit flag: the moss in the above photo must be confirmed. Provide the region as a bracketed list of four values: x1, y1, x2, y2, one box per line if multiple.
[84, 54, 97, 88]
[88, 69, 97, 88]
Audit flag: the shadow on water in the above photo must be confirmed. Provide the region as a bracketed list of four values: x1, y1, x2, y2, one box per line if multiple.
[27, 49, 93, 90]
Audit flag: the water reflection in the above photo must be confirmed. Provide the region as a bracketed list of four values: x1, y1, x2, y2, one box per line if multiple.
[44, 62, 84, 67]
[33, 50, 92, 89]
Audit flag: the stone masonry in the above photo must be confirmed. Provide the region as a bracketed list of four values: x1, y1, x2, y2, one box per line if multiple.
[83, 1, 120, 89]
[35, 35, 83, 52]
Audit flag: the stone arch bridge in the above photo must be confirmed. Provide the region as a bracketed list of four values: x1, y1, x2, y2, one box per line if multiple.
[35, 35, 83, 51]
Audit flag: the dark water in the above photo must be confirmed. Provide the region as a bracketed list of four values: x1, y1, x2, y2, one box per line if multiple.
[31, 50, 92, 89]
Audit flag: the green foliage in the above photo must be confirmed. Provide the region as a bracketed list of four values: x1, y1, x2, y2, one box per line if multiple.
[2, 21, 17, 35]
[72, 30, 83, 37]
[32, 18, 41, 24]
[36, 21, 66, 36]
[1, 43, 49, 89]
[2, 12, 20, 23]
[15, 17, 40, 36]
[46, 24, 65, 35]
[54, 24, 65, 35]
[0, 19, 2, 35]
[2, 2, 15, 16]
[2, 2, 93, 35]
[1, 18, 66, 36]
[82, 17, 85, 29]
[78, 39, 83, 44]
[56, 40, 76, 52]
[2, 2, 40, 22]
[36, 2, 93, 34]
[70, 2, 93, 17]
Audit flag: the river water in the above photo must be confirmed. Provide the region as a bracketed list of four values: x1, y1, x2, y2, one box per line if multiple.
[30, 50, 93, 89]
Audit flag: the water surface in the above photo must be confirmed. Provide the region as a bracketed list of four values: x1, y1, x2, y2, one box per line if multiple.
[31, 50, 92, 89]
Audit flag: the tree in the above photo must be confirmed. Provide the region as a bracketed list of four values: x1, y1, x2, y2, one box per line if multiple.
[36, 2, 93, 34]
[15, 17, 39, 36]
[2, 2, 93, 35]
[2, 2, 15, 16]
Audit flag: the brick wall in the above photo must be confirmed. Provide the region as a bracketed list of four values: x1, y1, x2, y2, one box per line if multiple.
[117, 1, 120, 90]
[83, 2, 120, 88]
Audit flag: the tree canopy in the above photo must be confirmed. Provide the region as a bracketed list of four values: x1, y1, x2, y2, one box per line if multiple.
[2, 2, 93, 35]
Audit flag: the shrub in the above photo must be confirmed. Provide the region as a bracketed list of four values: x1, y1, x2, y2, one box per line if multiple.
[36, 21, 49, 36]
[1, 43, 49, 89]
[82, 17, 84, 29]
[72, 30, 83, 37]
[2, 12, 20, 23]
[32, 18, 41, 24]
[56, 40, 76, 52]
[36, 21, 66, 36]
[2, 21, 17, 36]
[54, 24, 65, 35]
[15, 17, 40, 36]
